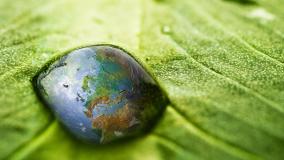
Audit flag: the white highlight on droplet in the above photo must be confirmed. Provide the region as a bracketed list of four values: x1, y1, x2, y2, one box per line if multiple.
[248, 8, 275, 23]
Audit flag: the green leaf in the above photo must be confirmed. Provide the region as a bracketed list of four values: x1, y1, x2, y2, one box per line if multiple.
[1, 0, 284, 159]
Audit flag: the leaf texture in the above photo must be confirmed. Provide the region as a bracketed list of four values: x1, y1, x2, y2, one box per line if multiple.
[0, 0, 283, 159]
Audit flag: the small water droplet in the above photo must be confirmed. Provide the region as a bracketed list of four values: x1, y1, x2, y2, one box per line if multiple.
[162, 25, 171, 34]
[34, 45, 168, 144]
[248, 8, 275, 23]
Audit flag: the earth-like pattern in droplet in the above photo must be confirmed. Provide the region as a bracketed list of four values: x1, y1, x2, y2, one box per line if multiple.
[35, 45, 167, 144]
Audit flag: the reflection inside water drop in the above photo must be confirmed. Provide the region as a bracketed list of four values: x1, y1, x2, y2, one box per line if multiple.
[35, 45, 168, 144]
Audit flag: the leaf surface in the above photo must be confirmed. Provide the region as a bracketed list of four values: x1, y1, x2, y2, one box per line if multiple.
[0, 0, 283, 159]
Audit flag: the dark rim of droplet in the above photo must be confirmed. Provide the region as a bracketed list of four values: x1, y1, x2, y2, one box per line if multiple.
[32, 44, 170, 145]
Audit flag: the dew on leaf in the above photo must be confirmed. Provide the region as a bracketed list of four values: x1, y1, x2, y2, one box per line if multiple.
[247, 8, 275, 23]
[34, 45, 168, 144]
[161, 25, 171, 34]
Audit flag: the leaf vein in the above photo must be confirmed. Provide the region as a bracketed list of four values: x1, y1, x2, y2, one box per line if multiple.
[166, 34, 284, 114]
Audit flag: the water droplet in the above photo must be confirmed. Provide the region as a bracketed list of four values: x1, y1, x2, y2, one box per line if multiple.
[162, 25, 171, 34]
[248, 8, 275, 23]
[34, 45, 168, 144]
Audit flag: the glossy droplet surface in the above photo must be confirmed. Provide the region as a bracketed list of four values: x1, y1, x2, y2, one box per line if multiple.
[35, 45, 167, 144]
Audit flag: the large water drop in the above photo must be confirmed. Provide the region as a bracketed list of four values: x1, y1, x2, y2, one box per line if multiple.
[34, 45, 167, 144]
